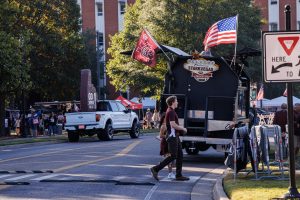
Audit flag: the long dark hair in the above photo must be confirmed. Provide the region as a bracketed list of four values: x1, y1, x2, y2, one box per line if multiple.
[159, 112, 166, 129]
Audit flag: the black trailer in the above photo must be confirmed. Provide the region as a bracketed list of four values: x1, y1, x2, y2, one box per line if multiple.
[160, 48, 257, 155]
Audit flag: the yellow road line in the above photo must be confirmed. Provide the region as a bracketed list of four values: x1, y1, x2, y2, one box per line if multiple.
[54, 140, 141, 173]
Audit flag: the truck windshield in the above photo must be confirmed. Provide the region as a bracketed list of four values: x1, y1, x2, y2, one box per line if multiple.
[97, 102, 111, 111]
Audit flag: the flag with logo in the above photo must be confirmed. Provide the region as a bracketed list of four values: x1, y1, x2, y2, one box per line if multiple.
[132, 29, 160, 67]
[203, 16, 237, 51]
[256, 86, 264, 100]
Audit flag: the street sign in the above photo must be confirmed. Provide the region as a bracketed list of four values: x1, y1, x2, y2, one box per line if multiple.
[263, 31, 300, 82]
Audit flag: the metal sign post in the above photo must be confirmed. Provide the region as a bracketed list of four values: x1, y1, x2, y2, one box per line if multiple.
[284, 5, 300, 199]
[263, 4, 300, 199]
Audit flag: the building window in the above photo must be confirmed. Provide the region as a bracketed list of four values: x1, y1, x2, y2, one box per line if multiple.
[270, 0, 277, 5]
[270, 23, 278, 31]
[298, 21, 300, 30]
[120, 1, 126, 15]
[97, 3, 103, 16]
[97, 32, 104, 47]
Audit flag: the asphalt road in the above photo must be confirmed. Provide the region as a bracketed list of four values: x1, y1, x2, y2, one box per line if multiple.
[0, 133, 224, 200]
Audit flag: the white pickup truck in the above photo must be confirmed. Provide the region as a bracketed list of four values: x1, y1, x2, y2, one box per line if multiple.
[64, 100, 140, 142]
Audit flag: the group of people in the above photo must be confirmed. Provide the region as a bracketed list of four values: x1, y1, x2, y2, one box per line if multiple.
[143, 108, 160, 129]
[7, 111, 65, 137]
[273, 103, 300, 159]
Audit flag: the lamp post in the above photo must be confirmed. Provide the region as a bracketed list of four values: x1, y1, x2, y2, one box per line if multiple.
[96, 31, 101, 100]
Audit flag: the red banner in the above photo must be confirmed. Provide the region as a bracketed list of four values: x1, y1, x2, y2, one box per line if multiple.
[132, 30, 160, 67]
[116, 96, 143, 110]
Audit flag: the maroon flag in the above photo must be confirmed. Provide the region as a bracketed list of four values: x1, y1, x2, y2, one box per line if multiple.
[283, 88, 287, 97]
[132, 29, 160, 67]
[256, 86, 264, 100]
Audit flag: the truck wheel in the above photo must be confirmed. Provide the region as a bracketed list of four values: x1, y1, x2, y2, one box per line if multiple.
[68, 131, 79, 142]
[100, 123, 114, 141]
[129, 121, 140, 139]
[185, 146, 199, 155]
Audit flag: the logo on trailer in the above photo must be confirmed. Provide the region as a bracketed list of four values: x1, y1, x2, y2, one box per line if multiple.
[184, 59, 219, 82]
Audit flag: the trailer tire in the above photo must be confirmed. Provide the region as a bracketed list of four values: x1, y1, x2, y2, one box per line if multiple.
[185, 146, 199, 155]
[198, 144, 210, 151]
[129, 121, 140, 139]
[68, 131, 79, 142]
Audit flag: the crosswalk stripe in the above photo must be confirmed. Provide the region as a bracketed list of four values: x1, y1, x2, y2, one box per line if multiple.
[0, 174, 13, 179]
[31, 174, 60, 181]
[6, 174, 37, 181]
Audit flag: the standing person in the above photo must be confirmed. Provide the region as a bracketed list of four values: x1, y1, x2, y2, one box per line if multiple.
[48, 112, 57, 136]
[150, 96, 189, 181]
[15, 116, 21, 137]
[152, 109, 160, 129]
[145, 108, 153, 129]
[293, 103, 300, 158]
[273, 103, 288, 157]
[159, 112, 175, 179]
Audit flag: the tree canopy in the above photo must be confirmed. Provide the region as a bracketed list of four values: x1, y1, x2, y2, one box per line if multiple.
[107, 0, 262, 97]
[0, 0, 91, 135]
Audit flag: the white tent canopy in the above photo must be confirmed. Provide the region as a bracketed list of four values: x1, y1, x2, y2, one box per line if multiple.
[263, 96, 300, 107]
[254, 98, 269, 108]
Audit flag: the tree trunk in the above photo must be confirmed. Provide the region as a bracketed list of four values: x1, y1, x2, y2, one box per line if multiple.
[0, 93, 6, 137]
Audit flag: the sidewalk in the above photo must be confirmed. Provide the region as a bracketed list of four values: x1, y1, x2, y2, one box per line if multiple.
[0, 134, 68, 147]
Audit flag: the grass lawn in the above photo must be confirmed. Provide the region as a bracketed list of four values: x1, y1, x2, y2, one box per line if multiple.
[223, 165, 300, 200]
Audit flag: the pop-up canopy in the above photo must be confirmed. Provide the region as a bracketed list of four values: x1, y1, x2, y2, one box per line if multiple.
[116, 95, 143, 110]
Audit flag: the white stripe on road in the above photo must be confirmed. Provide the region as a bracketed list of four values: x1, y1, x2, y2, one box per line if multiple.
[144, 185, 158, 200]
[6, 174, 36, 181]
[31, 174, 60, 181]
[0, 175, 13, 179]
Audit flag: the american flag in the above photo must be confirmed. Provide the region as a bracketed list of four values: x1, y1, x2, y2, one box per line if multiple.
[256, 86, 264, 101]
[203, 16, 237, 51]
[283, 88, 287, 97]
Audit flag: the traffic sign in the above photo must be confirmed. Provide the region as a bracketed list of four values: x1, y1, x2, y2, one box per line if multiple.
[263, 31, 300, 82]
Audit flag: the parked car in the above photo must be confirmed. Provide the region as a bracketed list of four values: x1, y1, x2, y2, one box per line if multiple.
[64, 100, 140, 142]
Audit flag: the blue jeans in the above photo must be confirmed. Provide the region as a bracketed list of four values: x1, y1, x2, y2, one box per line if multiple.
[48, 125, 56, 135]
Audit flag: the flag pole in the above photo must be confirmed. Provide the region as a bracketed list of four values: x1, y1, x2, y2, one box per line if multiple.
[230, 15, 238, 68]
[144, 29, 172, 62]
[144, 28, 172, 61]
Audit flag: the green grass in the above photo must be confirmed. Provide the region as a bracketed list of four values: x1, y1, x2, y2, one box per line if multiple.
[223, 164, 300, 200]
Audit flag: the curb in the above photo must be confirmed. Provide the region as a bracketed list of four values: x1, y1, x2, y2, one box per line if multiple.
[191, 166, 226, 200]
[213, 171, 229, 200]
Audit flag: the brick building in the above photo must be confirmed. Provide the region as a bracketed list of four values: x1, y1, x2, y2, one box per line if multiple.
[253, 0, 300, 31]
[76, 0, 135, 100]
[76, 0, 300, 100]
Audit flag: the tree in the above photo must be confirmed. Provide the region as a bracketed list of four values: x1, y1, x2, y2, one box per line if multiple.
[0, 0, 89, 136]
[107, 0, 262, 98]
[12, 0, 87, 103]
[0, 1, 31, 136]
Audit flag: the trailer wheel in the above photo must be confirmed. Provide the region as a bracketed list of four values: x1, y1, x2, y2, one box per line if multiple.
[185, 146, 199, 155]
[198, 144, 210, 151]
[68, 131, 79, 142]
